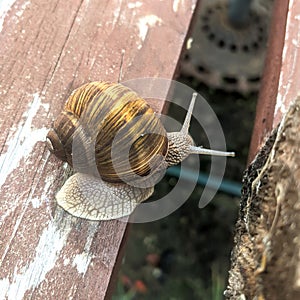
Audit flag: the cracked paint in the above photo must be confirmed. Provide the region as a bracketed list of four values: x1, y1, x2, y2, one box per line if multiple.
[0, 218, 70, 300]
[0, 93, 48, 188]
[137, 14, 162, 43]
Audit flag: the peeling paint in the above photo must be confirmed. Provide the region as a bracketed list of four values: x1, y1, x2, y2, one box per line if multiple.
[0, 0, 16, 31]
[127, 1, 142, 9]
[137, 15, 162, 42]
[0, 218, 70, 300]
[0, 0, 30, 31]
[64, 258, 70, 266]
[173, 0, 183, 12]
[112, 0, 122, 28]
[73, 253, 92, 274]
[275, 0, 300, 119]
[30, 197, 41, 208]
[15, 1, 30, 18]
[274, 94, 285, 117]
[289, 0, 295, 11]
[72, 224, 98, 274]
[0, 93, 48, 188]
[292, 38, 300, 47]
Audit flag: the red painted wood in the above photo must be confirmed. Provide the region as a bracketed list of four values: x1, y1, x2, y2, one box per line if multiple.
[274, 0, 300, 125]
[0, 0, 197, 298]
[248, 0, 289, 162]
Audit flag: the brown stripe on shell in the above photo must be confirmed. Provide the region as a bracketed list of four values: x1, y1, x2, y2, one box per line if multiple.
[64, 81, 112, 117]
[93, 91, 168, 183]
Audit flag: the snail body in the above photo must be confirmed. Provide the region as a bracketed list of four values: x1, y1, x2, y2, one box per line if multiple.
[46, 81, 234, 220]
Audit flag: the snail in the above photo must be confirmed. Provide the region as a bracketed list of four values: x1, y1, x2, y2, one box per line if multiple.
[46, 81, 234, 220]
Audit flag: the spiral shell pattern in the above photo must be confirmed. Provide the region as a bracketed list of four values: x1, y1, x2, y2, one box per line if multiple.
[47, 81, 168, 184]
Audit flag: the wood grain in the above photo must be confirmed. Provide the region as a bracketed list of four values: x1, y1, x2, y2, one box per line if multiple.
[0, 0, 197, 298]
[249, 0, 300, 162]
[248, 0, 289, 162]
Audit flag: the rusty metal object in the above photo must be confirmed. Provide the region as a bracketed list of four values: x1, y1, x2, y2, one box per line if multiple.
[181, 0, 273, 94]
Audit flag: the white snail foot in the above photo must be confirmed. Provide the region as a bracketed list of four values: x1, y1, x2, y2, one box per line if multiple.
[56, 173, 154, 221]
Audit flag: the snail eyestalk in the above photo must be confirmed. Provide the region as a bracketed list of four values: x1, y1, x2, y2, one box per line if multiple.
[189, 146, 235, 157]
[181, 92, 197, 135]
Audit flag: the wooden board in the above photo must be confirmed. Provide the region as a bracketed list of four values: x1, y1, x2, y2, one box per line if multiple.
[248, 0, 300, 161]
[0, 0, 197, 298]
[248, 0, 290, 161]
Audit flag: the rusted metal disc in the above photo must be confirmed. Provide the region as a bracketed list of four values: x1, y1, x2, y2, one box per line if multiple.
[181, 0, 272, 94]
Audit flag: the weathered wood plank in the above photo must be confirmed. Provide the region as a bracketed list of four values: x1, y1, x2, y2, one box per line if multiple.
[274, 0, 300, 124]
[249, 0, 300, 161]
[0, 0, 197, 298]
[248, 0, 289, 161]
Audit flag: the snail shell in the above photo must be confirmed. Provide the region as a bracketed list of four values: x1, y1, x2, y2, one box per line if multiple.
[46, 81, 168, 185]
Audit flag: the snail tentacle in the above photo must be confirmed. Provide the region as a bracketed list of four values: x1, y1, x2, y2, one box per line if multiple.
[189, 146, 235, 157]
